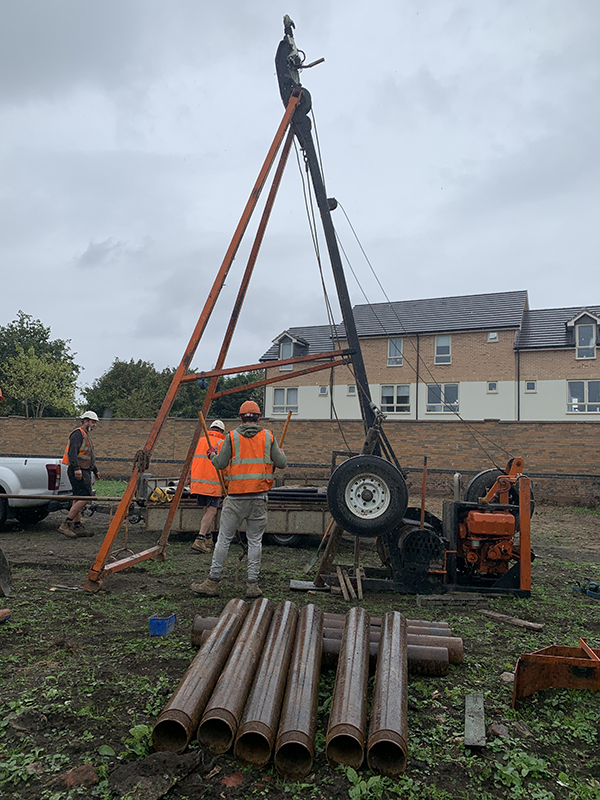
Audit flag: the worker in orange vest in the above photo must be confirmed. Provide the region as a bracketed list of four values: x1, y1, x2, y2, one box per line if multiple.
[191, 400, 287, 599]
[58, 410, 99, 538]
[189, 419, 227, 554]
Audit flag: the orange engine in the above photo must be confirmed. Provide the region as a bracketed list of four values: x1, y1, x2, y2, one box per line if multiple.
[458, 511, 516, 575]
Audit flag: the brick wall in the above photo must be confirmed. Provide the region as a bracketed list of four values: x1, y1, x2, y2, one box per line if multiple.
[1, 416, 599, 505]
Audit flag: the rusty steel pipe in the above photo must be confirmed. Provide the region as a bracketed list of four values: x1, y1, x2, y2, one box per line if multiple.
[152, 599, 248, 753]
[321, 638, 449, 676]
[274, 604, 323, 780]
[234, 601, 299, 768]
[322, 613, 450, 630]
[367, 612, 408, 777]
[326, 606, 371, 769]
[197, 598, 274, 754]
[322, 625, 448, 640]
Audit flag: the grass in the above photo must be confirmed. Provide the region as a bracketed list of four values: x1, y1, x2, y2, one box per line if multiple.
[1, 504, 600, 799]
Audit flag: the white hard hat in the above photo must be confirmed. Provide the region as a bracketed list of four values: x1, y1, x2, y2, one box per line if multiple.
[81, 410, 99, 421]
[210, 419, 225, 431]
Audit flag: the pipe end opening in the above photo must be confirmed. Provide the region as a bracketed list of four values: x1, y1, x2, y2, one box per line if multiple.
[367, 740, 407, 777]
[197, 718, 234, 754]
[275, 742, 313, 780]
[326, 735, 364, 769]
[235, 732, 271, 767]
[152, 720, 189, 754]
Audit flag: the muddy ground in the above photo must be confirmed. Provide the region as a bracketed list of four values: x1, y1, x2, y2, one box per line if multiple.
[1, 501, 600, 800]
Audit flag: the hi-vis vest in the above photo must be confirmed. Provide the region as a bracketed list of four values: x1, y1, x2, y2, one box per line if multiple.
[227, 428, 274, 494]
[62, 427, 93, 469]
[190, 430, 226, 497]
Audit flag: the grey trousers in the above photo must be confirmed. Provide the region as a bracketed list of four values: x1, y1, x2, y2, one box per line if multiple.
[209, 495, 268, 584]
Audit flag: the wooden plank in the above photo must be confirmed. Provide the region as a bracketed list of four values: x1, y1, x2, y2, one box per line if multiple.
[464, 692, 486, 748]
[479, 609, 543, 631]
[342, 568, 357, 601]
[336, 565, 350, 601]
[356, 566, 364, 601]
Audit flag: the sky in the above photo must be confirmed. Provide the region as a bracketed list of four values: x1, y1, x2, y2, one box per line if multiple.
[1, 0, 599, 392]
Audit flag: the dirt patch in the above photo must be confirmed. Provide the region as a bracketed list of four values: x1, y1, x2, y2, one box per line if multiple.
[1, 503, 600, 799]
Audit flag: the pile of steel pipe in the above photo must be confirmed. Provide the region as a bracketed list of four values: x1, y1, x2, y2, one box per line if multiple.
[154, 600, 462, 778]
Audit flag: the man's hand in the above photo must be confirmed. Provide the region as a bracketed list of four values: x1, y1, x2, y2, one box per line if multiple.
[75, 469, 82, 479]
[207, 446, 218, 457]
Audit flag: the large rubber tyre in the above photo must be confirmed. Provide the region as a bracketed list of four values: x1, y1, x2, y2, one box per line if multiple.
[0, 491, 7, 531]
[14, 506, 50, 525]
[265, 533, 302, 547]
[327, 455, 408, 537]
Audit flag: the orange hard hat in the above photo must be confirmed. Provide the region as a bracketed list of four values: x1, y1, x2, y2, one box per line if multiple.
[239, 400, 261, 416]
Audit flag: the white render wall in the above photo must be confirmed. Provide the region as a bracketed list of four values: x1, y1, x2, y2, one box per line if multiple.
[265, 380, 600, 421]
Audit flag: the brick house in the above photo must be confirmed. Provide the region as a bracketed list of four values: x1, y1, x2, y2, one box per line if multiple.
[259, 290, 600, 422]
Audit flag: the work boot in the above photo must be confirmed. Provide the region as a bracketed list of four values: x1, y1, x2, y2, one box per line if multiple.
[245, 582, 263, 599]
[190, 578, 220, 597]
[191, 536, 212, 554]
[74, 522, 95, 538]
[58, 519, 77, 539]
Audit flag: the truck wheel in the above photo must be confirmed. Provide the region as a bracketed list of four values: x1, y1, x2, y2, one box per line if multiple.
[14, 506, 50, 525]
[327, 455, 408, 537]
[265, 533, 302, 547]
[0, 492, 7, 531]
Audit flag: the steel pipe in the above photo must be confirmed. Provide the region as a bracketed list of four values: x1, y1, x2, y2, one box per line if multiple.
[197, 598, 274, 754]
[322, 625, 448, 640]
[321, 637, 449, 676]
[274, 604, 323, 780]
[195, 626, 453, 674]
[321, 627, 462, 664]
[326, 606, 370, 769]
[152, 598, 248, 753]
[367, 612, 408, 777]
[322, 613, 450, 630]
[234, 601, 298, 768]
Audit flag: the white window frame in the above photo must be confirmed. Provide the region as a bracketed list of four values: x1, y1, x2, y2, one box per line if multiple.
[347, 384, 356, 396]
[279, 339, 293, 371]
[487, 381, 498, 393]
[567, 380, 600, 413]
[426, 383, 459, 413]
[387, 337, 403, 366]
[380, 384, 410, 414]
[524, 381, 537, 393]
[318, 386, 328, 396]
[576, 323, 596, 360]
[488, 332, 498, 342]
[434, 335, 451, 364]
[273, 387, 298, 414]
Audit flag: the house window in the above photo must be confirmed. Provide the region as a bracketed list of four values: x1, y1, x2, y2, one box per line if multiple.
[381, 385, 410, 413]
[279, 339, 293, 370]
[488, 332, 498, 342]
[319, 386, 328, 396]
[525, 381, 537, 393]
[435, 335, 451, 364]
[347, 385, 356, 396]
[567, 381, 600, 412]
[387, 338, 403, 366]
[487, 381, 498, 393]
[273, 387, 298, 414]
[576, 324, 596, 359]
[427, 383, 459, 413]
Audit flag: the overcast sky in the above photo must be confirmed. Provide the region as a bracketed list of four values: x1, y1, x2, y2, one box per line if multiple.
[1, 0, 598, 392]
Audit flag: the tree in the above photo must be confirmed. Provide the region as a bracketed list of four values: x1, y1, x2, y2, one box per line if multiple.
[2, 346, 78, 418]
[82, 359, 265, 419]
[0, 311, 80, 417]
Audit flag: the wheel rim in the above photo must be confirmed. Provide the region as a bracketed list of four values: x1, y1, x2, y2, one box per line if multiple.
[344, 472, 391, 520]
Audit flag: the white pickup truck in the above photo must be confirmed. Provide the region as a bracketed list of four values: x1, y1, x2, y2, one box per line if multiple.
[0, 457, 72, 529]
